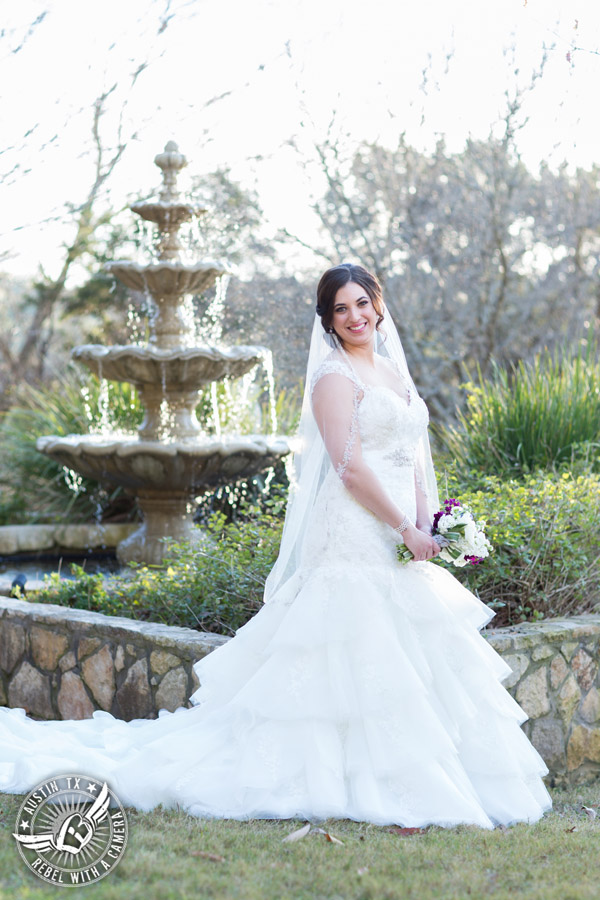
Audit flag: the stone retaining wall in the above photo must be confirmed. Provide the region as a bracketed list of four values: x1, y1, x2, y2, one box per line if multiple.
[2, 597, 600, 785]
[0, 598, 226, 722]
[484, 615, 600, 785]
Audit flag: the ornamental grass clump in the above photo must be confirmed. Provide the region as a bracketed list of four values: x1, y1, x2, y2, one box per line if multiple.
[436, 338, 600, 480]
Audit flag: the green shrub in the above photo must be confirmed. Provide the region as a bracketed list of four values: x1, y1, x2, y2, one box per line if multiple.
[436, 339, 600, 481]
[33, 469, 600, 632]
[441, 468, 600, 625]
[35, 507, 284, 635]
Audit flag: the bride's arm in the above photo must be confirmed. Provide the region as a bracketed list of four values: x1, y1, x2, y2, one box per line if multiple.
[311, 373, 439, 559]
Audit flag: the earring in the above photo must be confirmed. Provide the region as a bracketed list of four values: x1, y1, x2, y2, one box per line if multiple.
[325, 326, 335, 334]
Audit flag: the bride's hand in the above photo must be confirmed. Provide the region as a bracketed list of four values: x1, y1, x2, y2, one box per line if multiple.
[402, 524, 441, 561]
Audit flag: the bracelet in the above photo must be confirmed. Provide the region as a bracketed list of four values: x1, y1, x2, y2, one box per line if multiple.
[393, 515, 411, 535]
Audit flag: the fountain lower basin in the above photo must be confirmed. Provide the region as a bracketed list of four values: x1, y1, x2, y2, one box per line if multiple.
[37, 433, 289, 492]
[37, 433, 289, 565]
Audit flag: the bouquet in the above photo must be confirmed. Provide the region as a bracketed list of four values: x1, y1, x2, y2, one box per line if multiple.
[397, 498, 492, 567]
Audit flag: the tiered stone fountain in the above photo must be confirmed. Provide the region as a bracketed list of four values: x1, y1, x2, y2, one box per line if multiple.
[37, 142, 289, 565]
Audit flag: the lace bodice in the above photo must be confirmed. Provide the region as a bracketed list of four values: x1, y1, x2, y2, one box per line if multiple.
[359, 385, 429, 466]
[310, 355, 429, 478]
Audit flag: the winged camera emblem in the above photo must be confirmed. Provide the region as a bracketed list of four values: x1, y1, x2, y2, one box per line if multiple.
[13, 781, 110, 857]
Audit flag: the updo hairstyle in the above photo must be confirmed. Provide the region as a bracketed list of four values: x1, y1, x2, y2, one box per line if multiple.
[316, 263, 385, 336]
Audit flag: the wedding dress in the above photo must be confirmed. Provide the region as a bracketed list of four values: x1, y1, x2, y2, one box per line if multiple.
[0, 322, 552, 830]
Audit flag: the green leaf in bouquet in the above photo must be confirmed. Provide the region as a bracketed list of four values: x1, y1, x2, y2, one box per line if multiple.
[447, 546, 464, 559]
[441, 529, 464, 541]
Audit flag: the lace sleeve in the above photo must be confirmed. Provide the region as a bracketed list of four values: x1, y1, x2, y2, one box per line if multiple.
[310, 360, 363, 482]
[414, 458, 429, 499]
[309, 358, 355, 395]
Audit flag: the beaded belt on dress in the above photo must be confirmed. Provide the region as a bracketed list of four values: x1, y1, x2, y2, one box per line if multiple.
[383, 448, 415, 466]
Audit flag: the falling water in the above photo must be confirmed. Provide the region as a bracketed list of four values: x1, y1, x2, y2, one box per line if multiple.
[158, 398, 177, 442]
[81, 384, 94, 427]
[180, 296, 199, 346]
[62, 466, 84, 494]
[201, 273, 230, 346]
[97, 378, 111, 434]
[220, 372, 252, 433]
[133, 217, 157, 262]
[210, 381, 221, 437]
[258, 349, 278, 435]
[126, 303, 145, 345]
[180, 217, 207, 265]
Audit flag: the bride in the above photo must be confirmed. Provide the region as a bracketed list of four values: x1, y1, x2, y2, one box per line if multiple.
[0, 263, 552, 829]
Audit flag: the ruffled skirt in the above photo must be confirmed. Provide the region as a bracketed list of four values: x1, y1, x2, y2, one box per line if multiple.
[0, 560, 552, 829]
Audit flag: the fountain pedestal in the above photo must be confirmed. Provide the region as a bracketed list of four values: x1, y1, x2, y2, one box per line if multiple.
[118, 491, 194, 565]
[37, 142, 289, 565]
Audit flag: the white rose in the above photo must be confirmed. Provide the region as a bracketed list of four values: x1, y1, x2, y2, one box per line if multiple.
[437, 515, 454, 532]
[474, 535, 489, 556]
[464, 520, 477, 545]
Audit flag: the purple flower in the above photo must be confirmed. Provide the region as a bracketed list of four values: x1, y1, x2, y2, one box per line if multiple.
[464, 555, 483, 565]
[433, 498, 461, 531]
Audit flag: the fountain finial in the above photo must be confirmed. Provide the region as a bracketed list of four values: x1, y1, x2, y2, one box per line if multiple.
[154, 142, 188, 203]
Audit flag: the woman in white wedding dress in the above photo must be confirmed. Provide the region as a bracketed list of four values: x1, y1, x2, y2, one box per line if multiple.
[0, 264, 552, 829]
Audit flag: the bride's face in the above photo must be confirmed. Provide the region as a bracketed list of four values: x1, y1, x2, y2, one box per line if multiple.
[331, 282, 377, 347]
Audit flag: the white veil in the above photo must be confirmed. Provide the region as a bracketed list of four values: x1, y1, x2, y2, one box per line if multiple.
[263, 304, 439, 604]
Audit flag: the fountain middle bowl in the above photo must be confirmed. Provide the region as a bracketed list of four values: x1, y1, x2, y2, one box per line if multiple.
[106, 260, 226, 296]
[73, 344, 268, 389]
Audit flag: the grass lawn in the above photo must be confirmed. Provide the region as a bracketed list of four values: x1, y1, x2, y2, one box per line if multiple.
[0, 781, 599, 900]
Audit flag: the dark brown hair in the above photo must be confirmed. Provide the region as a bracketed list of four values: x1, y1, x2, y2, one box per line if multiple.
[316, 263, 384, 337]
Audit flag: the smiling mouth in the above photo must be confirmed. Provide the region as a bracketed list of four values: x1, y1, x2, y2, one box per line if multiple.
[348, 322, 367, 332]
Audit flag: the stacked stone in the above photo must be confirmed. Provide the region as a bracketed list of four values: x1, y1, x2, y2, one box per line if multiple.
[0, 598, 226, 721]
[486, 615, 600, 784]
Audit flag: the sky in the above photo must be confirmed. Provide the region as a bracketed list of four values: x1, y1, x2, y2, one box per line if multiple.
[1, 0, 600, 282]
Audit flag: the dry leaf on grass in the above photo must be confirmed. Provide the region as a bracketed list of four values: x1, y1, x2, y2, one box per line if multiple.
[310, 827, 344, 844]
[581, 806, 597, 819]
[388, 826, 424, 836]
[282, 822, 311, 843]
[566, 826, 578, 832]
[324, 832, 344, 845]
[282, 824, 344, 844]
[191, 851, 226, 862]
